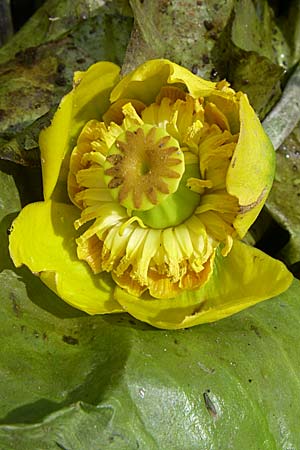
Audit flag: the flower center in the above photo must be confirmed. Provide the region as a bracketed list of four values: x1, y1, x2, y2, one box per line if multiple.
[68, 90, 241, 300]
[103, 125, 185, 212]
[135, 162, 201, 229]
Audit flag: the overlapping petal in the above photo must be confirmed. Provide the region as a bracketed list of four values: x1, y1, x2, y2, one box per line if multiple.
[40, 62, 120, 203]
[8, 59, 293, 329]
[110, 59, 234, 106]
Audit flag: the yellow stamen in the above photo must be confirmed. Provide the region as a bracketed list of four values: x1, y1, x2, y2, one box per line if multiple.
[81, 150, 106, 166]
[74, 188, 113, 206]
[196, 192, 239, 215]
[116, 227, 149, 276]
[68, 87, 240, 300]
[103, 98, 146, 125]
[119, 216, 147, 235]
[155, 85, 187, 104]
[186, 178, 213, 193]
[205, 102, 230, 131]
[122, 102, 144, 128]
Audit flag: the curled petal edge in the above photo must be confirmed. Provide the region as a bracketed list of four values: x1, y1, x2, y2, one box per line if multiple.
[111, 59, 232, 105]
[228, 94, 276, 237]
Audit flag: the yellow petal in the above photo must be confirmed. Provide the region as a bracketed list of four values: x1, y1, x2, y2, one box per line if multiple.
[9, 201, 122, 314]
[40, 62, 120, 202]
[103, 98, 146, 125]
[110, 59, 220, 105]
[114, 240, 293, 329]
[227, 93, 276, 237]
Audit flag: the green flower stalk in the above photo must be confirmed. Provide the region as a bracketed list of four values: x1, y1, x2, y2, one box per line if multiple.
[9, 60, 292, 329]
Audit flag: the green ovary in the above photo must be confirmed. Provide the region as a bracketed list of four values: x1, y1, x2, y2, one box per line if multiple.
[135, 162, 201, 229]
[103, 124, 185, 214]
[103, 124, 201, 229]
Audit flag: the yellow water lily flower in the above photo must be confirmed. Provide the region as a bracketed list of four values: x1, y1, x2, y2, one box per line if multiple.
[9, 59, 292, 329]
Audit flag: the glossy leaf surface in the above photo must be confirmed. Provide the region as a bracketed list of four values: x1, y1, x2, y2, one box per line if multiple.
[0, 164, 300, 449]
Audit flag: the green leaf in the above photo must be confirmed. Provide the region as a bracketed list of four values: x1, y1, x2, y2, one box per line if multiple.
[230, 0, 278, 61]
[224, 50, 283, 119]
[125, 0, 294, 118]
[0, 0, 133, 65]
[1, 164, 300, 448]
[0, 0, 133, 166]
[265, 121, 300, 265]
[124, 0, 235, 77]
[275, 0, 300, 68]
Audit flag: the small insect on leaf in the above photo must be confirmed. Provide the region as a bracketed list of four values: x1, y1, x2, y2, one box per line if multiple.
[203, 391, 218, 419]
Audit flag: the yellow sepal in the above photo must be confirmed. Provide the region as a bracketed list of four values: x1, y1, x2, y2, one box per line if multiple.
[9, 200, 121, 314]
[110, 59, 223, 105]
[40, 62, 120, 202]
[227, 94, 276, 237]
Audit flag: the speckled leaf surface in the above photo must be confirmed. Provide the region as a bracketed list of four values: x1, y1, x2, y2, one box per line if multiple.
[124, 0, 298, 118]
[123, 0, 235, 78]
[0, 0, 133, 65]
[0, 0, 133, 166]
[0, 164, 300, 449]
[266, 123, 300, 266]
